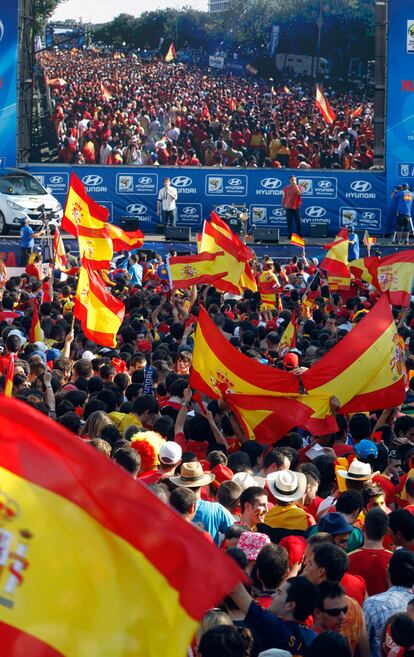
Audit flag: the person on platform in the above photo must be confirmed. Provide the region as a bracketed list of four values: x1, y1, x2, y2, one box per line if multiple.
[391, 183, 413, 245]
[19, 217, 44, 266]
[282, 175, 303, 239]
[157, 177, 178, 228]
[347, 225, 360, 261]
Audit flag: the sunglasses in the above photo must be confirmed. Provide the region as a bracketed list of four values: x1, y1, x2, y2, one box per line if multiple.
[321, 605, 348, 617]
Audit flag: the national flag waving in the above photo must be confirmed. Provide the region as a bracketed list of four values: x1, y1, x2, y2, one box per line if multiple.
[167, 252, 227, 289]
[349, 257, 375, 285]
[290, 233, 305, 248]
[239, 261, 258, 292]
[106, 224, 144, 252]
[164, 42, 177, 62]
[279, 310, 297, 355]
[4, 354, 14, 397]
[315, 85, 336, 125]
[100, 83, 112, 101]
[75, 259, 125, 347]
[53, 227, 78, 275]
[29, 299, 44, 343]
[351, 106, 363, 120]
[320, 228, 350, 278]
[0, 396, 243, 657]
[370, 251, 414, 307]
[199, 220, 245, 294]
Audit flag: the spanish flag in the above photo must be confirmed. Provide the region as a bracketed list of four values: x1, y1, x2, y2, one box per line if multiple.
[199, 221, 245, 294]
[279, 310, 297, 355]
[370, 251, 414, 307]
[4, 354, 14, 397]
[168, 252, 227, 289]
[208, 212, 257, 292]
[164, 42, 177, 62]
[239, 261, 258, 292]
[320, 228, 350, 278]
[53, 227, 78, 275]
[315, 85, 336, 125]
[351, 105, 363, 120]
[349, 257, 374, 285]
[190, 306, 304, 442]
[75, 259, 125, 347]
[29, 299, 44, 344]
[0, 396, 243, 657]
[106, 224, 144, 252]
[290, 233, 305, 248]
[100, 83, 112, 101]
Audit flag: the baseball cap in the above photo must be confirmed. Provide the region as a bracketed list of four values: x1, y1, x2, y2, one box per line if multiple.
[159, 442, 182, 465]
[354, 439, 378, 461]
[283, 352, 299, 370]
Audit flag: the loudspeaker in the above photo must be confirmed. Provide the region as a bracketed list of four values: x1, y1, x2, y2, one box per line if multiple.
[120, 217, 139, 231]
[252, 227, 280, 243]
[165, 226, 191, 241]
[309, 224, 328, 238]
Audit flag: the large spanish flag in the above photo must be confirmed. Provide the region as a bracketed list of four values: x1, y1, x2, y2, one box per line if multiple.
[320, 228, 350, 279]
[190, 306, 305, 442]
[75, 259, 125, 347]
[279, 310, 297, 354]
[315, 85, 336, 125]
[29, 299, 44, 343]
[199, 220, 246, 294]
[168, 252, 228, 289]
[370, 251, 414, 307]
[0, 397, 243, 657]
[209, 211, 254, 261]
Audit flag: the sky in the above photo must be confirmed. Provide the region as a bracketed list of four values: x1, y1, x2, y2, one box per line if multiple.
[52, 0, 208, 23]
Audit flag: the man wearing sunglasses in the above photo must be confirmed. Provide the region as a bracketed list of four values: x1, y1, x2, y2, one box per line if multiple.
[314, 581, 348, 633]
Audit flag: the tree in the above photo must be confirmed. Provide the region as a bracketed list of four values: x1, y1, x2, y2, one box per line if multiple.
[35, 0, 67, 35]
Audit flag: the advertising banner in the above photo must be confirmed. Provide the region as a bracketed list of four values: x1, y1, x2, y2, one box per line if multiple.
[386, 0, 414, 225]
[25, 165, 386, 236]
[0, 0, 18, 168]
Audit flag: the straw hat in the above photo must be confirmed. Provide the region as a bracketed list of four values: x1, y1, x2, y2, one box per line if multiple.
[170, 462, 215, 488]
[337, 460, 378, 481]
[266, 470, 306, 503]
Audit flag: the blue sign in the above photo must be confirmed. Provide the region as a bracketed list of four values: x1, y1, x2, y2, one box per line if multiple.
[386, 0, 414, 227]
[0, 1, 18, 168]
[24, 165, 387, 237]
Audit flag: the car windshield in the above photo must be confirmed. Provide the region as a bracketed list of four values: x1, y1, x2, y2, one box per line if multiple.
[0, 175, 47, 196]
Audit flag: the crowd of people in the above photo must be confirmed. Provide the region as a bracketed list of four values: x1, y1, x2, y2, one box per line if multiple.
[1, 237, 414, 657]
[38, 49, 375, 170]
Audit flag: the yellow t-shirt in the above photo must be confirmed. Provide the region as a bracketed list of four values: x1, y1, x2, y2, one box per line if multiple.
[263, 503, 310, 531]
[109, 412, 143, 436]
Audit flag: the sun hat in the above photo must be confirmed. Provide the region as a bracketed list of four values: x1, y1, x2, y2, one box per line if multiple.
[354, 439, 378, 461]
[232, 472, 265, 491]
[159, 442, 182, 465]
[337, 460, 378, 481]
[238, 532, 270, 561]
[283, 352, 299, 370]
[170, 461, 215, 488]
[266, 470, 307, 503]
[318, 512, 354, 536]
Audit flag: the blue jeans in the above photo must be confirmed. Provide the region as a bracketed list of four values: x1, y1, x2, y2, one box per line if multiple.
[162, 209, 177, 227]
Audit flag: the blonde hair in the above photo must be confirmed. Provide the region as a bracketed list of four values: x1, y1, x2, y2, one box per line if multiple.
[81, 410, 113, 439]
[196, 609, 233, 647]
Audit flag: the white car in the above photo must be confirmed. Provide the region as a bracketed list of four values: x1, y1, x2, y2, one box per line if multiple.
[0, 168, 63, 235]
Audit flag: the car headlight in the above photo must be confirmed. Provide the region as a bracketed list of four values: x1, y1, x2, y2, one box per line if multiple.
[55, 202, 62, 211]
[7, 200, 25, 211]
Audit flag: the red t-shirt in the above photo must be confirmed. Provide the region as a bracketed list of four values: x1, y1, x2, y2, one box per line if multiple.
[347, 547, 392, 596]
[175, 431, 208, 461]
[341, 572, 367, 606]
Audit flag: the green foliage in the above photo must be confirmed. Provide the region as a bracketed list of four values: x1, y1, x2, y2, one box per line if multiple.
[35, 0, 67, 35]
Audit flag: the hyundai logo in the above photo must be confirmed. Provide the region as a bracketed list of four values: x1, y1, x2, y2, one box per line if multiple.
[0, 21, 4, 43]
[126, 204, 147, 215]
[215, 205, 232, 214]
[50, 176, 64, 184]
[261, 178, 282, 189]
[138, 176, 153, 185]
[318, 180, 333, 188]
[350, 180, 372, 192]
[182, 207, 197, 215]
[362, 211, 375, 220]
[272, 208, 286, 217]
[305, 206, 326, 218]
[227, 178, 242, 186]
[171, 176, 192, 187]
[82, 174, 103, 186]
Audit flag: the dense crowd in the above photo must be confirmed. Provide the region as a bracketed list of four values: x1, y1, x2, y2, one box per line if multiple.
[38, 49, 374, 170]
[2, 242, 414, 657]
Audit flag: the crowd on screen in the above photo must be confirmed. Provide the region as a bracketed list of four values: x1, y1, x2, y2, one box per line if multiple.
[1, 240, 414, 657]
[38, 49, 375, 170]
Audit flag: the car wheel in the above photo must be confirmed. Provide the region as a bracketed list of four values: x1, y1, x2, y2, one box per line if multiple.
[0, 212, 8, 235]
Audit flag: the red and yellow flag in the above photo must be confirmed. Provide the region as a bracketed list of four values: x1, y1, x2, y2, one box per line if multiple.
[75, 259, 125, 347]
[168, 252, 227, 289]
[53, 227, 78, 275]
[4, 354, 14, 397]
[349, 257, 374, 285]
[279, 310, 297, 355]
[371, 251, 414, 307]
[100, 83, 112, 101]
[0, 396, 243, 656]
[107, 224, 144, 252]
[199, 221, 245, 294]
[315, 85, 336, 125]
[164, 42, 177, 62]
[239, 261, 258, 293]
[190, 306, 304, 442]
[290, 233, 305, 248]
[351, 105, 363, 120]
[29, 299, 44, 344]
[320, 228, 350, 278]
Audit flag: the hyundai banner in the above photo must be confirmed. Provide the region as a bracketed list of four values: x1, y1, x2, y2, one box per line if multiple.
[0, 1, 18, 168]
[25, 165, 386, 236]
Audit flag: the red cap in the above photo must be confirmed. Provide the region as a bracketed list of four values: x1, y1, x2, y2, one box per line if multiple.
[157, 323, 170, 334]
[279, 536, 307, 567]
[137, 339, 152, 353]
[211, 464, 234, 488]
[283, 352, 299, 370]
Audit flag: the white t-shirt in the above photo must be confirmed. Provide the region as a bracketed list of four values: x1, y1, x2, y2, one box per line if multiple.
[157, 186, 177, 211]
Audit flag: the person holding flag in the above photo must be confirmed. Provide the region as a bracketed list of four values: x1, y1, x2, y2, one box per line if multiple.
[282, 176, 303, 239]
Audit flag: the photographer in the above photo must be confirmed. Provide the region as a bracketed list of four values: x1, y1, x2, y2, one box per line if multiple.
[19, 216, 45, 266]
[391, 183, 413, 245]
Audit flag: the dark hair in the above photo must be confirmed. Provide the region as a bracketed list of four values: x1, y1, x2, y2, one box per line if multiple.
[100, 423, 121, 446]
[112, 447, 141, 476]
[256, 544, 289, 589]
[285, 576, 320, 622]
[312, 543, 349, 582]
[388, 549, 414, 587]
[73, 359, 93, 379]
[390, 613, 414, 648]
[313, 455, 336, 497]
[406, 476, 414, 499]
[224, 524, 245, 541]
[263, 448, 289, 471]
[153, 415, 175, 442]
[239, 441, 264, 468]
[364, 507, 389, 541]
[170, 487, 196, 515]
[395, 415, 414, 438]
[57, 411, 82, 434]
[87, 376, 104, 394]
[336, 490, 363, 515]
[348, 413, 371, 442]
[198, 626, 245, 657]
[226, 546, 248, 571]
[307, 632, 352, 657]
[207, 450, 228, 468]
[227, 451, 251, 474]
[240, 486, 267, 512]
[299, 463, 321, 485]
[132, 395, 159, 416]
[362, 484, 385, 508]
[316, 580, 345, 608]
[389, 509, 414, 543]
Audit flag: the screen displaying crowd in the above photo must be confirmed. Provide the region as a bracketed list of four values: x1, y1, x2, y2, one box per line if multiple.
[36, 48, 375, 171]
